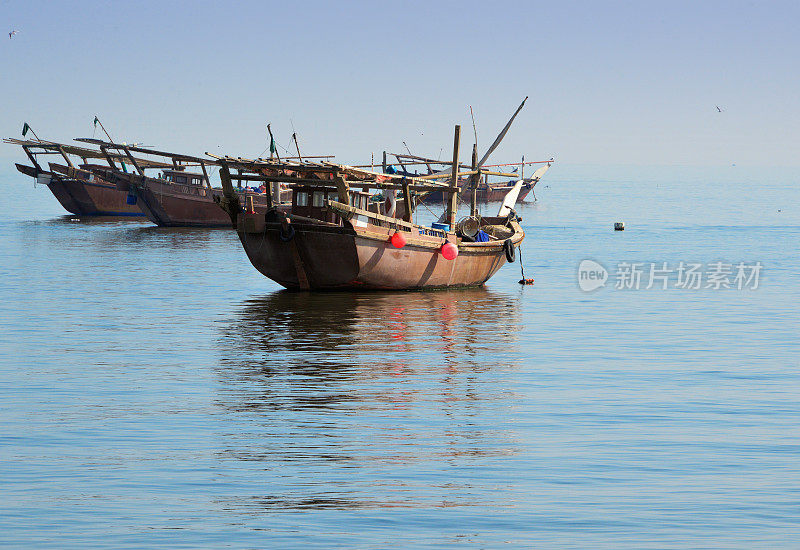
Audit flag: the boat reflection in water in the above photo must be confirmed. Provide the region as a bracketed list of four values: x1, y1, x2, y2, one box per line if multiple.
[214, 288, 524, 515]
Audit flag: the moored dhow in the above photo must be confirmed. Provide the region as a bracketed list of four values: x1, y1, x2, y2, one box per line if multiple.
[384, 152, 553, 204]
[4, 137, 166, 216]
[79, 140, 297, 227]
[214, 120, 526, 291]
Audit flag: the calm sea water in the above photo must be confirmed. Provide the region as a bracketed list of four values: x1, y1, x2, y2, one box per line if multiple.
[0, 165, 798, 548]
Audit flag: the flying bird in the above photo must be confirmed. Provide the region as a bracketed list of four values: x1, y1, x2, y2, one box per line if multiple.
[716, 105, 724, 112]
[9, 29, 19, 39]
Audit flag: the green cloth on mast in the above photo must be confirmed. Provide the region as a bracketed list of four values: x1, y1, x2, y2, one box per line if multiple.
[22, 123, 30, 137]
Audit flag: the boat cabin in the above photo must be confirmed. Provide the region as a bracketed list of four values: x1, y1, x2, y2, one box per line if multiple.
[161, 169, 206, 186]
[291, 184, 378, 223]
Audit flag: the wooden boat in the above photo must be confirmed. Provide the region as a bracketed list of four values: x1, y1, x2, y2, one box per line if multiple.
[384, 153, 552, 204]
[418, 176, 536, 204]
[13, 161, 82, 215]
[4, 138, 167, 216]
[47, 162, 145, 216]
[214, 122, 525, 291]
[78, 140, 298, 227]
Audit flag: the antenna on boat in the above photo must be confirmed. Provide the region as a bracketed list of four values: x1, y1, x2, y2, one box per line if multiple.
[402, 141, 412, 156]
[469, 105, 478, 150]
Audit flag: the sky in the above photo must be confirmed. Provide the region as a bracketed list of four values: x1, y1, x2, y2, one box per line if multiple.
[1, 0, 798, 167]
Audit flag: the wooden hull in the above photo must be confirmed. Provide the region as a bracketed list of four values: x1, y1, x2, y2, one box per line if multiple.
[135, 182, 235, 227]
[46, 164, 145, 216]
[91, 169, 278, 227]
[17, 164, 82, 215]
[235, 212, 520, 291]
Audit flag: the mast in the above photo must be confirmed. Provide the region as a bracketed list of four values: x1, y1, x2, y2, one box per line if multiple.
[447, 125, 461, 230]
[469, 143, 478, 217]
[266, 124, 281, 203]
[292, 132, 302, 161]
[94, 116, 115, 144]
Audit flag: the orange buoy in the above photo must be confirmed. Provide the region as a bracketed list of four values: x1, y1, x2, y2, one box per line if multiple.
[441, 241, 458, 260]
[389, 231, 406, 248]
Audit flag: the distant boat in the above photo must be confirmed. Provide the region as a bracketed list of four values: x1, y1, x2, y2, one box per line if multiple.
[87, 165, 273, 227]
[80, 140, 292, 227]
[383, 154, 552, 205]
[4, 138, 149, 216]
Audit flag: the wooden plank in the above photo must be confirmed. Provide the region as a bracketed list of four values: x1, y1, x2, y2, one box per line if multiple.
[333, 173, 350, 204]
[223, 172, 457, 191]
[328, 200, 419, 232]
[56, 146, 75, 169]
[200, 163, 211, 189]
[217, 163, 239, 225]
[402, 181, 413, 223]
[22, 146, 42, 172]
[120, 145, 144, 175]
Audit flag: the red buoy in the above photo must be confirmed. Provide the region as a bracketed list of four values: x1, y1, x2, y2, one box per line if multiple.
[389, 231, 406, 249]
[441, 241, 458, 260]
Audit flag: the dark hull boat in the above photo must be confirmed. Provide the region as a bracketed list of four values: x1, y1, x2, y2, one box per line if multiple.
[5, 137, 173, 217]
[80, 140, 300, 228]
[88, 165, 288, 227]
[15, 162, 82, 215]
[48, 163, 144, 216]
[215, 118, 527, 291]
[232, 204, 521, 290]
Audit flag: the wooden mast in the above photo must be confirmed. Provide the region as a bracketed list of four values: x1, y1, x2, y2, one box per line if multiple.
[199, 163, 211, 189]
[216, 160, 240, 226]
[469, 143, 478, 217]
[402, 180, 414, 223]
[266, 124, 281, 203]
[292, 132, 302, 161]
[447, 125, 461, 230]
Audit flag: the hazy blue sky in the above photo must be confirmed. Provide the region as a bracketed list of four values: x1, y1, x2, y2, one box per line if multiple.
[1, 0, 798, 167]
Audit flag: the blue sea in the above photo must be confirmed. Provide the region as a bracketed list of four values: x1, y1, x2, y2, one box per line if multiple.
[0, 164, 798, 548]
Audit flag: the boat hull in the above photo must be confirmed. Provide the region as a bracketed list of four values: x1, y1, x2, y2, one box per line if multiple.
[17, 164, 84, 215]
[134, 182, 234, 227]
[236, 213, 516, 290]
[47, 164, 145, 216]
[91, 169, 279, 227]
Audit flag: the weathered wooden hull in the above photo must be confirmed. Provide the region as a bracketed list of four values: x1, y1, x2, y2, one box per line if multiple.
[18, 163, 144, 216]
[235, 212, 520, 290]
[17, 164, 80, 215]
[46, 176, 84, 215]
[134, 182, 235, 227]
[90, 169, 278, 227]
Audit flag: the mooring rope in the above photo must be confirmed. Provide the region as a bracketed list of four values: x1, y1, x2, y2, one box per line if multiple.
[518, 243, 534, 285]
